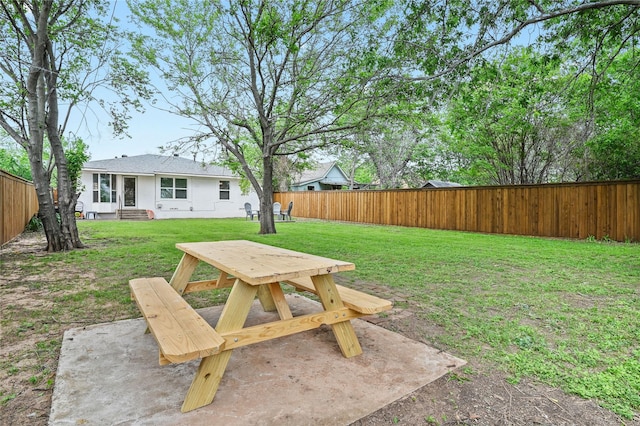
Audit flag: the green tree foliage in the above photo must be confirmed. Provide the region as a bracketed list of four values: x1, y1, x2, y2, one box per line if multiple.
[396, 1, 640, 184]
[360, 121, 428, 189]
[397, 1, 640, 80]
[441, 49, 584, 185]
[0, 1, 148, 251]
[0, 135, 88, 187]
[585, 51, 640, 180]
[129, 0, 396, 233]
[64, 137, 91, 193]
[0, 141, 32, 180]
[328, 143, 374, 189]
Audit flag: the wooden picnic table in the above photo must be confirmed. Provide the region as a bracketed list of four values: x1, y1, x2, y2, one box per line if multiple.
[129, 240, 392, 412]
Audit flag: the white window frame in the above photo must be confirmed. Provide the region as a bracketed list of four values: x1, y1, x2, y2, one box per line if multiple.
[93, 173, 116, 203]
[219, 180, 230, 200]
[160, 177, 188, 199]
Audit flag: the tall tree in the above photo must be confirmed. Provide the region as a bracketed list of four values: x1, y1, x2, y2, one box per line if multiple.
[397, 1, 640, 81]
[443, 49, 584, 185]
[326, 142, 375, 189]
[129, 0, 395, 234]
[0, 1, 148, 251]
[359, 121, 428, 189]
[396, 1, 640, 184]
[583, 50, 640, 180]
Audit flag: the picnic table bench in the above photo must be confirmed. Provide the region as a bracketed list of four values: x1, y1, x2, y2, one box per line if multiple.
[129, 240, 392, 413]
[283, 277, 392, 315]
[129, 277, 225, 365]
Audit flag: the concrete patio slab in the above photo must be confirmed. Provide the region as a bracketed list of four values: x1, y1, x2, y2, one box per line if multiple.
[50, 294, 465, 425]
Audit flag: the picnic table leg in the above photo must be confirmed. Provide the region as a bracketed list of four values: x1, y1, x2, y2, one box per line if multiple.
[267, 282, 293, 320]
[256, 283, 293, 319]
[216, 271, 235, 288]
[256, 285, 277, 312]
[169, 253, 200, 295]
[311, 274, 363, 358]
[181, 279, 258, 412]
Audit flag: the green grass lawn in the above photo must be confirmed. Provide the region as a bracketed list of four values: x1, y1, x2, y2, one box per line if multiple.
[2, 218, 639, 418]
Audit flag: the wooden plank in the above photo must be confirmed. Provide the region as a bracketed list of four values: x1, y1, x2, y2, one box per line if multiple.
[616, 183, 626, 241]
[576, 185, 587, 239]
[627, 183, 639, 241]
[183, 277, 235, 294]
[478, 188, 487, 232]
[220, 308, 359, 350]
[304, 274, 362, 358]
[183, 280, 218, 294]
[176, 240, 355, 285]
[181, 279, 258, 412]
[169, 253, 200, 294]
[129, 277, 225, 364]
[256, 284, 277, 312]
[284, 277, 392, 315]
[0, 171, 39, 246]
[586, 185, 597, 239]
[311, 274, 362, 358]
[267, 282, 293, 320]
[274, 181, 640, 241]
[182, 350, 232, 412]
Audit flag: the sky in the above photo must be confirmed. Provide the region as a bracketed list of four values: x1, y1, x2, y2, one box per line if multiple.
[70, 1, 544, 163]
[68, 1, 202, 162]
[71, 96, 202, 162]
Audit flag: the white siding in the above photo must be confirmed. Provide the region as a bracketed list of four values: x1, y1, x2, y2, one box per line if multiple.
[78, 170, 258, 219]
[137, 176, 156, 209]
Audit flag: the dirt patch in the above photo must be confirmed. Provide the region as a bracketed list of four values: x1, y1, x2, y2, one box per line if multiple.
[0, 233, 637, 425]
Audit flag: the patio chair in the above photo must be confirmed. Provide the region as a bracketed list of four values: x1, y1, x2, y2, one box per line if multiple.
[75, 201, 84, 218]
[273, 202, 281, 218]
[244, 202, 258, 220]
[281, 201, 293, 221]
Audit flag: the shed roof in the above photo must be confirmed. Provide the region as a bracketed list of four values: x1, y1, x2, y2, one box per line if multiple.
[83, 154, 235, 177]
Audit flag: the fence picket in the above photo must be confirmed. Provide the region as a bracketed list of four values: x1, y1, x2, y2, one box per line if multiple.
[1, 170, 39, 246]
[275, 180, 640, 242]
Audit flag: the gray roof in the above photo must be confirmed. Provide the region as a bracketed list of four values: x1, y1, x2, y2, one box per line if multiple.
[294, 162, 349, 186]
[422, 180, 462, 188]
[83, 154, 235, 177]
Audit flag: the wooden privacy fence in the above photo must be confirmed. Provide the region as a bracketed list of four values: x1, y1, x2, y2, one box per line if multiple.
[275, 180, 640, 242]
[1, 170, 39, 246]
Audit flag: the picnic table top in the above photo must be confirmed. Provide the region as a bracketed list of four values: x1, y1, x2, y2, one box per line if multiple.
[176, 240, 355, 285]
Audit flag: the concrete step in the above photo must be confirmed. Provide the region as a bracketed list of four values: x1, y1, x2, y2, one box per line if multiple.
[118, 209, 150, 220]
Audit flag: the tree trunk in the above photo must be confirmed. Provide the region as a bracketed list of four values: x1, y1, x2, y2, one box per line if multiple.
[259, 156, 277, 234]
[24, 5, 66, 252]
[46, 64, 83, 250]
[21, 1, 83, 252]
[49, 139, 83, 250]
[28, 151, 63, 252]
[25, 137, 73, 252]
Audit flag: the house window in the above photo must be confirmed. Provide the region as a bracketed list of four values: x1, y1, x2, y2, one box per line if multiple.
[307, 186, 315, 191]
[92, 174, 116, 203]
[219, 180, 230, 200]
[161, 177, 188, 199]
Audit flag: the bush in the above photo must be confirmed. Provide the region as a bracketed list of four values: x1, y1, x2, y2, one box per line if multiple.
[25, 215, 43, 232]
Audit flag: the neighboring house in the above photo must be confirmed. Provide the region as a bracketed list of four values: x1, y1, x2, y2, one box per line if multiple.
[290, 162, 350, 191]
[79, 154, 258, 219]
[422, 180, 462, 188]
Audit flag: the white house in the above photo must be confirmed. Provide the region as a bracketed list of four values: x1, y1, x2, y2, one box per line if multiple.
[78, 154, 258, 219]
